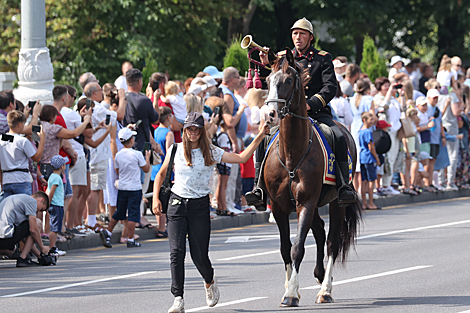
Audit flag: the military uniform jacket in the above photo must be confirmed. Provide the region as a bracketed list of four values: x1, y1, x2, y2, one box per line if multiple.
[260, 45, 338, 120]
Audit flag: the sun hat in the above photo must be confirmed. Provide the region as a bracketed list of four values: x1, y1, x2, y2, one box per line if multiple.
[426, 88, 440, 98]
[203, 66, 223, 79]
[183, 112, 205, 129]
[202, 76, 218, 88]
[416, 96, 427, 106]
[390, 55, 403, 67]
[118, 127, 137, 141]
[332, 59, 346, 68]
[187, 84, 207, 95]
[51, 155, 69, 169]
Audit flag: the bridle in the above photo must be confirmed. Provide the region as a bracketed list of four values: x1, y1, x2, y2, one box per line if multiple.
[265, 64, 309, 121]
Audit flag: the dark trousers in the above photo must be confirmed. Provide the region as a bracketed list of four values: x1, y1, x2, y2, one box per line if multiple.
[316, 115, 348, 164]
[167, 193, 213, 297]
[0, 220, 30, 250]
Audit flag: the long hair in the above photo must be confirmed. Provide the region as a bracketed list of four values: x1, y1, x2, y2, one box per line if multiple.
[184, 93, 203, 113]
[182, 126, 216, 167]
[403, 80, 414, 102]
[354, 79, 370, 108]
[438, 54, 452, 72]
[245, 88, 267, 108]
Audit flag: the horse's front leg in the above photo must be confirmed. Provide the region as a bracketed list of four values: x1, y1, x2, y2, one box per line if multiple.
[311, 208, 326, 285]
[316, 200, 344, 303]
[281, 204, 314, 307]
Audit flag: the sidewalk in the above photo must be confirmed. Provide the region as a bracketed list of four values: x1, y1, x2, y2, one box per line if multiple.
[56, 188, 470, 251]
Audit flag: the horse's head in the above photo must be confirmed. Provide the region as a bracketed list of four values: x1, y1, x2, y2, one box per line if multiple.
[264, 49, 305, 125]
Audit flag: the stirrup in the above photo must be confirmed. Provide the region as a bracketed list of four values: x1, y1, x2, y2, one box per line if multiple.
[338, 185, 356, 206]
[245, 188, 266, 211]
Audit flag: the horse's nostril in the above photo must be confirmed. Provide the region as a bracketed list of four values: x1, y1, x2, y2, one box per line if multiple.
[269, 112, 275, 117]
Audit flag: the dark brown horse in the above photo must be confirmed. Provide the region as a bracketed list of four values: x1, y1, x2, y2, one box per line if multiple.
[260, 50, 361, 306]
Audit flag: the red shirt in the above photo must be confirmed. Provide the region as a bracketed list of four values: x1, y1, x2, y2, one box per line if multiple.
[157, 98, 182, 143]
[240, 152, 255, 178]
[55, 112, 71, 164]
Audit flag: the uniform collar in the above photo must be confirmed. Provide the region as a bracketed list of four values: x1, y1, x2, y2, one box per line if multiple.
[292, 46, 316, 60]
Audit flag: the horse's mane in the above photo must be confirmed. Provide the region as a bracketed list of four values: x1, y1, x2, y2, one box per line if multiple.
[271, 56, 311, 88]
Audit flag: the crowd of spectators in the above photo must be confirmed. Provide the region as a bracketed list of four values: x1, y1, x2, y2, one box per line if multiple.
[332, 54, 470, 208]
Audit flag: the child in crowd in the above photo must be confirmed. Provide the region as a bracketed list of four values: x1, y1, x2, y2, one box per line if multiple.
[374, 120, 390, 196]
[359, 112, 381, 210]
[402, 107, 419, 195]
[151, 106, 174, 238]
[163, 81, 187, 126]
[0, 110, 45, 198]
[100, 128, 150, 248]
[47, 155, 69, 256]
[215, 122, 234, 216]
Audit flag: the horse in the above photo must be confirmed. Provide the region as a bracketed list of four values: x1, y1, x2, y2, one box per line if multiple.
[260, 49, 362, 306]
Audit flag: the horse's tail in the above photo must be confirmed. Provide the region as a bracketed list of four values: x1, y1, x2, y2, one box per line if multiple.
[338, 197, 362, 263]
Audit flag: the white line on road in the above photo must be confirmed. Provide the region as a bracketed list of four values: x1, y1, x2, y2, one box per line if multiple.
[186, 296, 267, 312]
[301, 265, 432, 290]
[1, 271, 157, 298]
[217, 219, 470, 261]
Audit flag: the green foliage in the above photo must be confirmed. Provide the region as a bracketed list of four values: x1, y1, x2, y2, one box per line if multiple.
[360, 36, 388, 82]
[223, 36, 249, 76]
[141, 57, 159, 93]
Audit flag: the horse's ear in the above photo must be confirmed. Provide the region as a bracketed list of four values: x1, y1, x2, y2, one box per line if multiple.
[285, 48, 295, 67]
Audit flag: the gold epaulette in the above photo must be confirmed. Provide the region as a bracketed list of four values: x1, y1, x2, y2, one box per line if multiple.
[318, 50, 329, 56]
[277, 50, 287, 56]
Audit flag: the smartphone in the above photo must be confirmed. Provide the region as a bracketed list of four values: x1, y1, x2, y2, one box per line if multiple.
[32, 125, 41, 142]
[213, 106, 220, 117]
[135, 119, 142, 128]
[394, 84, 403, 89]
[1, 134, 14, 143]
[86, 98, 92, 110]
[28, 101, 36, 109]
[105, 114, 111, 125]
[151, 79, 160, 92]
[143, 142, 153, 164]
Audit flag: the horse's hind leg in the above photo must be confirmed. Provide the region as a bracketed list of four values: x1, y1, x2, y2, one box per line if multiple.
[311, 208, 326, 285]
[316, 199, 345, 303]
[281, 204, 314, 307]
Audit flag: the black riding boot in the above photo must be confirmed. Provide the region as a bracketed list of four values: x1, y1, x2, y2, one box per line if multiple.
[337, 161, 356, 206]
[245, 162, 266, 211]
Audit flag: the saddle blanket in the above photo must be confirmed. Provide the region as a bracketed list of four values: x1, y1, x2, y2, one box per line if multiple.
[266, 121, 352, 186]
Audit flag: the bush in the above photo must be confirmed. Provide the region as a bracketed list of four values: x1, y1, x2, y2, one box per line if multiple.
[141, 56, 159, 93]
[360, 36, 388, 82]
[223, 36, 249, 76]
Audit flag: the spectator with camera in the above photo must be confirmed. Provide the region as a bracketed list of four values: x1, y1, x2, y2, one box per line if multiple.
[0, 111, 46, 198]
[0, 90, 42, 135]
[0, 192, 50, 267]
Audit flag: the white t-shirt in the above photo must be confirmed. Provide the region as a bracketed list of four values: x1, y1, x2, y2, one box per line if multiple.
[388, 67, 404, 83]
[217, 132, 232, 169]
[171, 143, 224, 198]
[0, 133, 36, 184]
[329, 97, 353, 127]
[388, 99, 402, 133]
[89, 102, 117, 165]
[251, 106, 261, 125]
[61, 106, 84, 157]
[115, 148, 147, 191]
[114, 75, 128, 91]
[437, 70, 452, 87]
[417, 110, 429, 128]
[167, 95, 187, 123]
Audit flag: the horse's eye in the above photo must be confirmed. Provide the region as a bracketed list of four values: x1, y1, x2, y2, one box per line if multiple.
[286, 78, 293, 84]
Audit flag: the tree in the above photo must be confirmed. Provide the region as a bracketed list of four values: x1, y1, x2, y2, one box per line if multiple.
[223, 37, 250, 75]
[360, 36, 388, 82]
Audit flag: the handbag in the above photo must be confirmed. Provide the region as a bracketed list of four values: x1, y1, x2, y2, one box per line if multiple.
[372, 129, 392, 154]
[158, 143, 177, 214]
[397, 117, 415, 139]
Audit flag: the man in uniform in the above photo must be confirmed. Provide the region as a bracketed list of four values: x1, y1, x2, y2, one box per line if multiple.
[245, 17, 356, 207]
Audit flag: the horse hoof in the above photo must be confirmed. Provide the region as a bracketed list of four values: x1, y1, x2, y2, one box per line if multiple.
[280, 297, 299, 307]
[316, 294, 334, 303]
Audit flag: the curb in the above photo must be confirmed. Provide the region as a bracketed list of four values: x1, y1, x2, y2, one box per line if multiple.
[57, 189, 470, 251]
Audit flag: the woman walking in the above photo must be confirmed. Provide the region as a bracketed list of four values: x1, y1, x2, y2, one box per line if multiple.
[153, 112, 269, 313]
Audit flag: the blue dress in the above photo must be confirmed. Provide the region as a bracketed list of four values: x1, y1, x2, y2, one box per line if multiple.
[151, 127, 172, 181]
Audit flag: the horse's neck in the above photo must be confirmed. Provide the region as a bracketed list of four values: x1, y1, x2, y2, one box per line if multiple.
[278, 98, 310, 163]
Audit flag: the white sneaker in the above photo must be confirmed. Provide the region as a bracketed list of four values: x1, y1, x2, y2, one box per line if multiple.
[383, 186, 400, 195]
[168, 296, 184, 313]
[435, 183, 446, 191]
[49, 247, 66, 256]
[446, 184, 458, 191]
[268, 213, 276, 223]
[205, 276, 220, 307]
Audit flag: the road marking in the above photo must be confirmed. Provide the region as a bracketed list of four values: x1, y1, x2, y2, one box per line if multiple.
[186, 296, 267, 312]
[0, 271, 156, 298]
[457, 310, 470, 313]
[217, 219, 470, 261]
[301, 265, 432, 290]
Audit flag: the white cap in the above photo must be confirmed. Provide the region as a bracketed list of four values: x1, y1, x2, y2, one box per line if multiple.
[403, 58, 411, 66]
[416, 96, 427, 106]
[202, 76, 217, 88]
[187, 84, 207, 95]
[332, 59, 346, 68]
[420, 151, 432, 160]
[426, 88, 440, 98]
[118, 127, 137, 141]
[390, 55, 403, 67]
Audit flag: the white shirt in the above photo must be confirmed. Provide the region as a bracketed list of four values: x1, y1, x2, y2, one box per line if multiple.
[60, 106, 84, 157]
[388, 99, 402, 133]
[114, 75, 128, 91]
[89, 102, 117, 165]
[388, 67, 404, 83]
[115, 148, 146, 191]
[329, 97, 353, 127]
[251, 106, 261, 125]
[167, 95, 187, 123]
[335, 73, 344, 82]
[216, 132, 232, 168]
[437, 70, 452, 87]
[171, 143, 225, 198]
[0, 134, 35, 184]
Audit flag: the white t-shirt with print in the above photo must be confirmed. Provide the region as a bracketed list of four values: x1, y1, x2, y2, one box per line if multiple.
[171, 143, 224, 198]
[115, 148, 147, 191]
[217, 132, 232, 169]
[0, 134, 36, 184]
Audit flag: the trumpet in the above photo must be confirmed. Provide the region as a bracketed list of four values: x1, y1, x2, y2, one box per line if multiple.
[241, 35, 278, 69]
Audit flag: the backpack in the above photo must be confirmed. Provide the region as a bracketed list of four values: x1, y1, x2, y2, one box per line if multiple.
[372, 129, 392, 155]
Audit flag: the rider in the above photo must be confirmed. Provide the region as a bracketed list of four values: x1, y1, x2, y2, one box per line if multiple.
[245, 17, 357, 208]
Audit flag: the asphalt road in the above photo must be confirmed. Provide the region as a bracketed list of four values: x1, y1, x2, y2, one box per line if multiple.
[1, 197, 470, 313]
